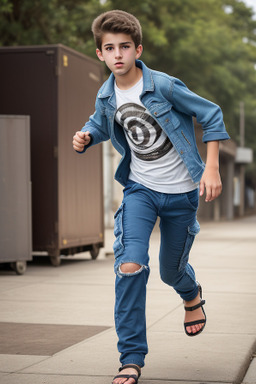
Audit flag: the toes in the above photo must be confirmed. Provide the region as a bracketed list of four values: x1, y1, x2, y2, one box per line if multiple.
[113, 378, 135, 384]
[186, 323, 204, 335]
[112, 379, 126, 384]
[126, 379, 136, 384]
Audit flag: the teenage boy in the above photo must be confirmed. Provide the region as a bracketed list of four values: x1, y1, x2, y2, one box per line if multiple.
[73, 10, 230, 384]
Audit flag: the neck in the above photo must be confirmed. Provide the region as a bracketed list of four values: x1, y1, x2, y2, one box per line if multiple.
[115, 66, 142, 90]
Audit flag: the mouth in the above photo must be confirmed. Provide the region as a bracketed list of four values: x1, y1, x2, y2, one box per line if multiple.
[115, 62, 124, 67]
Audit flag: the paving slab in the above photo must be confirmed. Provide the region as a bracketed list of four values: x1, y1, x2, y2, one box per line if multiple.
[242, 358, 256, 384]
[20, 329, 119, 376]
[191, 240, 256, 268]
[144, 332, 255, 383]
[0, 373, 232, 384]
[0, 323, 110, 356]
[20, 327, 254, 384]
[192, 267, 256, 294]
[149, 292, 256, 334]
[0, 297, 115, 326]
[0, 355, 49, 373]
[0, 276, 46, 293]
[0, 281, 115, 304]
[0, 216, 255, 384]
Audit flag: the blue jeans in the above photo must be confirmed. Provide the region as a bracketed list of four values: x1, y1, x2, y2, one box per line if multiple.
[113, 181, 200, 368]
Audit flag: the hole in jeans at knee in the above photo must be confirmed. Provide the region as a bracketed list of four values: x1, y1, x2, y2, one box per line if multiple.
[118, 262, 144, 276]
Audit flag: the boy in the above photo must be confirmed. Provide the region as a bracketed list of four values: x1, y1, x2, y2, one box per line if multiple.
[73, 10, 230, 384]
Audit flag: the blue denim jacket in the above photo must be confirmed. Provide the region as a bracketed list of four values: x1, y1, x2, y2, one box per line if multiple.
[81, 60, 230, 186]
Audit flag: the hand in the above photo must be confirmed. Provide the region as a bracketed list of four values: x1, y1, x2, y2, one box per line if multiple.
[73, 131, 91, 152]
[199, 166, 222, 202]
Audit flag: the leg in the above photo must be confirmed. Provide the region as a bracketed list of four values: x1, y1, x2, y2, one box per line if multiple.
[113, 182, 157, 376]
[158, 189, 205, 335]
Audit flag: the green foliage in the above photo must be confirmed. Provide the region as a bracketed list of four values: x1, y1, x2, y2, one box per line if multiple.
[0, 0, 12, 13]
[1, 0, 256, 182]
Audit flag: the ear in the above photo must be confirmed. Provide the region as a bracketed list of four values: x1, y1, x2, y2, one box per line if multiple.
[135, 44, 143, 60]
[96, 48, 105, 62]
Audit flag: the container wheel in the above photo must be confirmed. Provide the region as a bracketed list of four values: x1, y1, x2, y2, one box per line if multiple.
[50, 255, 61, 267]
[11, 261, 27, 275]
[90, 244, 100, 260]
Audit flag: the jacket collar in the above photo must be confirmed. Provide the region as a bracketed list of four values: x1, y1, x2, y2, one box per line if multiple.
[98, 60, 154, 99]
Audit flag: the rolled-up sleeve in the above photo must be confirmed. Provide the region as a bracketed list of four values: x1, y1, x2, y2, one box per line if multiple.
[170, 78, 230, 142]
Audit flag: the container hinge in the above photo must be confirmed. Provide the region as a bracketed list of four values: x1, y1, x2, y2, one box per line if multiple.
[53, 146, 58, 158]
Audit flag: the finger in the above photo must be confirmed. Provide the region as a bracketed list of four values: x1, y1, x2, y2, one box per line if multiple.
[73, 144, 84, 152]
[205, 185, 212, 202]
[76, 131, 86, 139]
[199, 180, 205, 197]
[73, 136, 86, 146]
[217, 183, 222, 197]
[210, 187, 217, 201]
[73, 142, 85, 152]
[73, 140, 85, 150]
[210, 183, 222, 201]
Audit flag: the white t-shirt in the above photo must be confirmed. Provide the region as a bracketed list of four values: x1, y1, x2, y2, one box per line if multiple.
[114, 77, 198, 193]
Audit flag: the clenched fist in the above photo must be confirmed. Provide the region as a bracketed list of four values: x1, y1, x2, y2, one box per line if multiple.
[73, 131, 91, 152]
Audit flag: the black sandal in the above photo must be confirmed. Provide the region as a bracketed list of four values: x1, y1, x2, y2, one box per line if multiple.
[112, 364, 141, 384]
[184, 283, 206, 337]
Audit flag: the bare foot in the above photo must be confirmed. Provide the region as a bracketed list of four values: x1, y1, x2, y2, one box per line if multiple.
[112, 365, 141, 384]
[184, 291, 206, 335]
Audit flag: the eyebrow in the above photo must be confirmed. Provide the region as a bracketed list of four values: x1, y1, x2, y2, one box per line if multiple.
[103, 41, 132, 47]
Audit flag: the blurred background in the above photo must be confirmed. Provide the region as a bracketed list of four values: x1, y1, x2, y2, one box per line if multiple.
[0, 0, 256, 269]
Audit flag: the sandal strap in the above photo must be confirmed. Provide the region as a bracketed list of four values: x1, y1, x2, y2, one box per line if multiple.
[184, 318, 206, 327]
[113, 374, 138, 382]
[119, 364, 141, 378]
[184, 299, 205, 312]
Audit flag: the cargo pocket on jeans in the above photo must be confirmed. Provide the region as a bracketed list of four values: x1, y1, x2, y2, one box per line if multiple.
[178, 220, 200, 272]
[113, 203, 125, 257]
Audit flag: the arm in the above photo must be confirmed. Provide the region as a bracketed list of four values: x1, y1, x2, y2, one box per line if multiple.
[168, 78, 228, 201]
[73, 94, 109, 153]
[170, 78, 230, 142]
[200, 141, 222, 202]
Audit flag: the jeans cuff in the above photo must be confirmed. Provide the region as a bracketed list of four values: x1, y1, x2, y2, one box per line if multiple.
[121, 353, 145, 368]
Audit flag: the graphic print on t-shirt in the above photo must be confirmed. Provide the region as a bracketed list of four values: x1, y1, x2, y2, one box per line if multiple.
[115, 103, 173, 161]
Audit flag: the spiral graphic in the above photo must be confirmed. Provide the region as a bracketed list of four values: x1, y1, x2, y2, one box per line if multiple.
[115, 103, 173, 161]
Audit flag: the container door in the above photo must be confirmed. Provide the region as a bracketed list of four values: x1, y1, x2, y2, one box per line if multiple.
[57, 48, 104, 250]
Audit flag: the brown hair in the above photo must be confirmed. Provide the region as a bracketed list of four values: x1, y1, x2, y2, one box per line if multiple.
[91, 10, 142, 50]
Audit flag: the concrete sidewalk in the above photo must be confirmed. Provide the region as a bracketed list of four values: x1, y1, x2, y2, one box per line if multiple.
[0, 216, 255, 384]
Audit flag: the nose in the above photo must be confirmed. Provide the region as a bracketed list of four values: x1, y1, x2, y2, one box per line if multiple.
[115, 48, 122, 58]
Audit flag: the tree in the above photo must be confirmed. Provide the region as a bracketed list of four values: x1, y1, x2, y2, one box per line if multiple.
[1, 0, 256, 183]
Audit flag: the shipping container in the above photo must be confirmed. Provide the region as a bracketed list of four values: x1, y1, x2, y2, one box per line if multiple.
[0, 115, 32, 274]
[0, 45, 104, 266]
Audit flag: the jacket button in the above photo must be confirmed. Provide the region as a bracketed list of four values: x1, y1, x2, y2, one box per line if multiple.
[154, 112, 157, 116]
[165, 118, 169, 122]
[180, 150, 184, 155]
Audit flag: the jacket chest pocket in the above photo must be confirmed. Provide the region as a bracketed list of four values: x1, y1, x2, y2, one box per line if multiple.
[148, 102, 180, 130]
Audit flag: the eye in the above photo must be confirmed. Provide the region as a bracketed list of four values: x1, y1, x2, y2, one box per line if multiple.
[105, 46, 113, 51]
[122, 45, 130, 49]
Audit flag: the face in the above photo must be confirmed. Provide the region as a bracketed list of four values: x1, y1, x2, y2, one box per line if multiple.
[96, 33, 143, 78]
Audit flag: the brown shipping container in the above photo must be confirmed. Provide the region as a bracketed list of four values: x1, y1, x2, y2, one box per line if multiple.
[0, 44, 104, 265]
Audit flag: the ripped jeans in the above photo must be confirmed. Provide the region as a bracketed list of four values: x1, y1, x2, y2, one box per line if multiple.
[113, 181, 200, 368]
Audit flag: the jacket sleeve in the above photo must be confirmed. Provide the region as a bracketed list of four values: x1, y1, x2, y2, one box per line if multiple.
[79, 95, 110, 153]
[170, 78, 230, 143]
